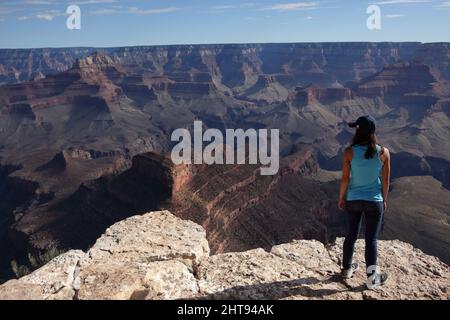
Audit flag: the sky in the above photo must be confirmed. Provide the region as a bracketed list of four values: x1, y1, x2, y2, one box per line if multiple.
[0, 0, 449, 49]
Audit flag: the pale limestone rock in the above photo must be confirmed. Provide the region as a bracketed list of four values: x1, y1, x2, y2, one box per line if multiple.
[83, 210, 210, 267]
[20, 250, 84, 299]
[197, 238, 449, 300]
[270, 240, 340, 274]
[1, 211, 449, 301]
[196, 248, 351, 300]
[326, 238, 450, 300]
[78, 260, 199, 300]
[77, 211, 208, 300]
[0, 250, 84, 300]
[131, 260, 199, 300]
[78, 261, 149, 300]
[0, 280, 43, 300]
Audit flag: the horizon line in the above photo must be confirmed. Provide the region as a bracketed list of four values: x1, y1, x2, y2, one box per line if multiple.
[1, 40, 450, 51]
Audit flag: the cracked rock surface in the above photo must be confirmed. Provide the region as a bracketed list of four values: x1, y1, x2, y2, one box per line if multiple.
[0, 250, 84, 300]
[0, 211, 448, 300]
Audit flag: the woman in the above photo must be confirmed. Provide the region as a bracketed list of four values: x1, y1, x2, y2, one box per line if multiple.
[338, 115, 390, 289]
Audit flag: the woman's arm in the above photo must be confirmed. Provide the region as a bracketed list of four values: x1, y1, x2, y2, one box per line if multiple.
[338, 148, 352, 211]
[381, 147, 391, 210]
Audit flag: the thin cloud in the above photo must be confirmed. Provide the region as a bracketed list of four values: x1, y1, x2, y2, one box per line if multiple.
[211, 3, 256, 11]
[88, 8, 117, 15]
[264, 2, 319, 11]
[128, 6, 179, 15]
[0, 7, 22, 14]
[11, 3, 181, 19]
[212, 5, 242, 10]
[21, 0, 55, 4]
[440, 1, 450, 6]
[384, 13, 406, 17]
[35, 9, 65, 21]
[1, 0, 118, 17]
[372, 0, 430, 5]
[73, 0, 117, 4]
[87, 5, 181, 16]
[23, 0, 117, 4]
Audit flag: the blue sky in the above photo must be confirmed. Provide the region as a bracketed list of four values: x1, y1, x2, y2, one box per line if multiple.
[0, 0, 449, 48]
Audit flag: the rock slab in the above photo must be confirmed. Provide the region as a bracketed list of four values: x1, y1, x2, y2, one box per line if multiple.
[0, 211, 448, 300]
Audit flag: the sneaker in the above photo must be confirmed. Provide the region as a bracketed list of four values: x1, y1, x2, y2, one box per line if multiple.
[341, 263, 359, 279]
[366, 272, 388, 289]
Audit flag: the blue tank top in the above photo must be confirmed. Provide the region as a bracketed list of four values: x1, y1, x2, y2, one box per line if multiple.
[347, 144, 383, 202]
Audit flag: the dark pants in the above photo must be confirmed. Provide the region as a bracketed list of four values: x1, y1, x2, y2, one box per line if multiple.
[342, 200, 384, 271]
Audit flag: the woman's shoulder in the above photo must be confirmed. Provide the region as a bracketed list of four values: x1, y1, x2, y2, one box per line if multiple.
[378, 145, 390, 158]
[343, 146, 354, 160]
[344, 145, 353, 152]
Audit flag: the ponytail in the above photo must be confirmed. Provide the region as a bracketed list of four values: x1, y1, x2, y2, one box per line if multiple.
[351, 130, 379, 159]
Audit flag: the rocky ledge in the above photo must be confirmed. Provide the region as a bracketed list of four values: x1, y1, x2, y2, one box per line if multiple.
[0, 211, 448, 300]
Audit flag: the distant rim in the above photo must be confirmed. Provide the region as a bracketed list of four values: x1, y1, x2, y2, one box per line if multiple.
[2, 41, 449, 51]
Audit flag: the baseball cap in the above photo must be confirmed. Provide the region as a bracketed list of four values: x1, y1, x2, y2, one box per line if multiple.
[348, 115, 376, 135]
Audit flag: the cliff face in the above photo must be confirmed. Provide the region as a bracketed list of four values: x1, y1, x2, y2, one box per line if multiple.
[0, 48, 96, 85]
[167, 148, 345, 254]
[290, 85, 352, 106]
[0, 211, 447, 300]
[0, 43, 422, 86]
[7, 148, 340, 259]
[131, 152, 198, 196]
[350, 62, 441, 98]
[385, 176, 450, 265]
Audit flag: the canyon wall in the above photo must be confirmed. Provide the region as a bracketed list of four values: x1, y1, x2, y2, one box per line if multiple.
[0, 43, 425, 87]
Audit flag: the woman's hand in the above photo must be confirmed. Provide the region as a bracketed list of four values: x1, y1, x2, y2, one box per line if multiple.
[338, 198, 346, 211]
[338, 148, 352, 212]
[383, 201, 387, 211]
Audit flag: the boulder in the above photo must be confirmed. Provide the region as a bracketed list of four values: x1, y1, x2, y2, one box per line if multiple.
[0, 250, 84, 300]
[83, 210, 210, 266]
